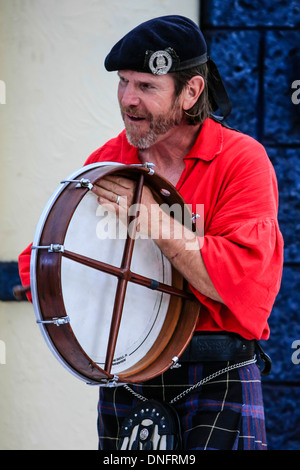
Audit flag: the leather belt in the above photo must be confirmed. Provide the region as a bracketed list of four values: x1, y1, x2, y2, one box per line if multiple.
[179, 333, 256, 363]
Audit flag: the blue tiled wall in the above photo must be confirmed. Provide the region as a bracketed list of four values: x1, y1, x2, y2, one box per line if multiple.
[201, 0, 300, 450]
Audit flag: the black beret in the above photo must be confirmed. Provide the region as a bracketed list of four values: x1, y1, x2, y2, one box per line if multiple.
[104, 15, 208, 75]
[104, 15, 232, 119]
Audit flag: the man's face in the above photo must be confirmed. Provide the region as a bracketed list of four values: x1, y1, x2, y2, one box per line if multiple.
[117, 70, 183, 149]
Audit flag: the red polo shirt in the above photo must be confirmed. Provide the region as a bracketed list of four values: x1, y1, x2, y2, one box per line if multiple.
[19, 118, 284, 340]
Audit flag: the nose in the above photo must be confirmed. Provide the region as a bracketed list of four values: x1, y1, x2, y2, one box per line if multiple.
[118, 82, 140, 108]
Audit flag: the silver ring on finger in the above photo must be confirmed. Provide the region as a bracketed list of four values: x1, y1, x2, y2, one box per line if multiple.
[116, 194, 121, 205]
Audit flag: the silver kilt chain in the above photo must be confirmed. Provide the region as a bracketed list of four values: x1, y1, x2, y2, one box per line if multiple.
[123, 357, 257, 405]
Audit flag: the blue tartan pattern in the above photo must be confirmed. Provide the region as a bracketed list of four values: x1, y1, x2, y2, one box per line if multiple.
[97, 361, 267, 450]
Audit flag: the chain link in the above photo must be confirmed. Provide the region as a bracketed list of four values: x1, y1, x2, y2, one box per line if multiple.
[123, 384, 148, 402]
[123, 358, 257, 405]
[169, 357, 256, 404]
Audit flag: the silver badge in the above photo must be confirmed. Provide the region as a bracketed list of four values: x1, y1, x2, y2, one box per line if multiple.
[139, 427, 149, 441]
[148, 50, 173, 75]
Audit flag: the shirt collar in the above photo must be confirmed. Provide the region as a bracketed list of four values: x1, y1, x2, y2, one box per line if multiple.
[184, 117, 224, 161]
[121, 117, 224, 164]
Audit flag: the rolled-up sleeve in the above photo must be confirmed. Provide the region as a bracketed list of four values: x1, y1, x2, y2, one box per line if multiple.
[187, 128, 284, 339]
[195, 218, 283, 339]
[18, 243, 33, 302]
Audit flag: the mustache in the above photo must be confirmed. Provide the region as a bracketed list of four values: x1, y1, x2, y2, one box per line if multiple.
[120, 105, 152, 120]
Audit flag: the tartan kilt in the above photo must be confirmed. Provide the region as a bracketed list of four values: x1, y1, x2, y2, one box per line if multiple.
[97, 361, 267, 451]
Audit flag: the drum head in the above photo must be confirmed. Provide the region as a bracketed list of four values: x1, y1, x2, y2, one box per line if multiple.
[31, 163, 200, 385]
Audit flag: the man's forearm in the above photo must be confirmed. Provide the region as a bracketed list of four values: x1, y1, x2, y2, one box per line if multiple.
[153, 206, 225, 304]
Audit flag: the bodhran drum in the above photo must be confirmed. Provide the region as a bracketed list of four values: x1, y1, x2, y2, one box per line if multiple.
[30, 162, 200, 385]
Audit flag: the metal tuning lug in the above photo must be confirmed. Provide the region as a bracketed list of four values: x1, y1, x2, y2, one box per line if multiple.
[60, 178, 93, 190]
[192, 213, 201, 224]
[130, 162, 155, 175]
[143, 162, 155, 175]
[31, 244, 65, 253]
[106, 375, 120, 387]
[170, 356, 181, 369]
[36, 316, 70, 327]
[48, 244, 65, 253]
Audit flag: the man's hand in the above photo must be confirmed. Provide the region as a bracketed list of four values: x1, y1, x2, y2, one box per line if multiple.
[91, 175, 156, 237]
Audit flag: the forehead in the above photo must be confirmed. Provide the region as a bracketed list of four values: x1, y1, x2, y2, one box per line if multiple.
[118, 70, 175, 87]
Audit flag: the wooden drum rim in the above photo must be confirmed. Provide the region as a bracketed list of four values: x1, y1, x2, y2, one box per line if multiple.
[30, 163, 200, 385]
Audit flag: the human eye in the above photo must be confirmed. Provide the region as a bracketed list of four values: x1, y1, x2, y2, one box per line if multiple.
[140, 82, 155, 91]
[118, 74, 128, 85]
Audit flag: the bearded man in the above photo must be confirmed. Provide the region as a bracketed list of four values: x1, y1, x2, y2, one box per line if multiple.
[19, 16, 283, 450]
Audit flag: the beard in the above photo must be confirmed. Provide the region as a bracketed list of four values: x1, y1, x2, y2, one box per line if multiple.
[120, 98, 183, 149]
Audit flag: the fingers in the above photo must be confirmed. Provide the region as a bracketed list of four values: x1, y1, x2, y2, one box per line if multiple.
[94, 175, 135, 196]
[92, 175, 136, 207]
[93, 184, 122, 205]
[101, 175, 134, 190]
[91, 175, 160, 238]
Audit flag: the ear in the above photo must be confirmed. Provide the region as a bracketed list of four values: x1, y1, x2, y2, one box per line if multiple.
[182, 76, 205, 111]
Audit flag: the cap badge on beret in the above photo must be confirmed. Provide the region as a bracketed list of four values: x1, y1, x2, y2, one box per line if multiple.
[147, 50, 173, 75]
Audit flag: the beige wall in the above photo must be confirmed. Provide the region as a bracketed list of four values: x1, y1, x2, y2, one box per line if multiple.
[0, 0, 199, 450]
